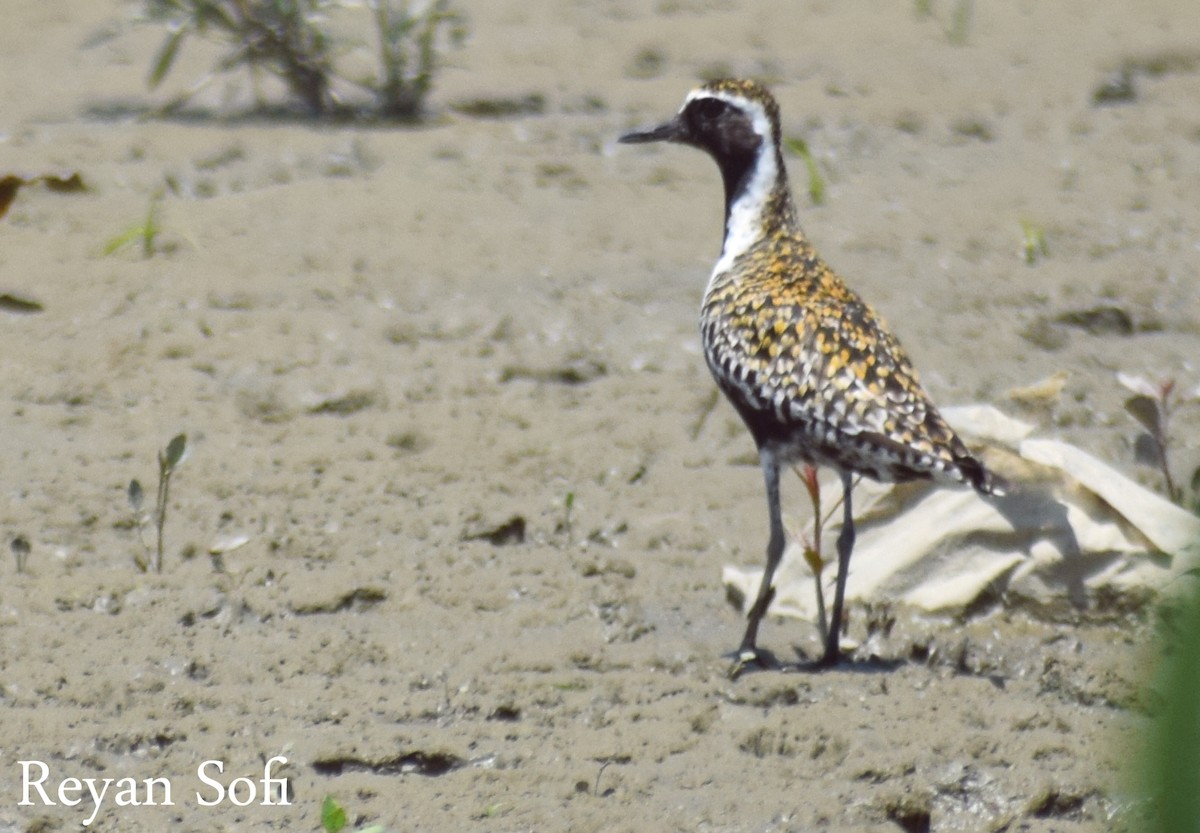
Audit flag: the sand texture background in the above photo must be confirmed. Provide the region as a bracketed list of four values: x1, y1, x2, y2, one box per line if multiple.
[2, 1, 1200, 830]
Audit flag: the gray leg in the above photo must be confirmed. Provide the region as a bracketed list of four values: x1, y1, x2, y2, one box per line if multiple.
[735, 450, 785, 668]
[820, 470, 855, 665]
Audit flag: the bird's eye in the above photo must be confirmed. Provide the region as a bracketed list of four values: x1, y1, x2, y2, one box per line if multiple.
[693, 98, 727, 120]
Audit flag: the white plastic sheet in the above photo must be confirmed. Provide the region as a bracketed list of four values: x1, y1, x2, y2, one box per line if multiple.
[723, 406, 1200, 620]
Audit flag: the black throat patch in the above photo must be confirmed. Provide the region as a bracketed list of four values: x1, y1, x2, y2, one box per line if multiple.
[678, 96, 767, 217]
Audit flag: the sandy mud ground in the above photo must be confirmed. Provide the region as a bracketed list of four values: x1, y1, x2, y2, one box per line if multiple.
[2, 1, 1200, 830]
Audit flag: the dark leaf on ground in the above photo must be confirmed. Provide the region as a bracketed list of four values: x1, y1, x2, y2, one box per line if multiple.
[463, 515, 526, 546]
[0, 171, 86, 219]
[1054, 305, 1134, 336]
[0, 292, 45, 314]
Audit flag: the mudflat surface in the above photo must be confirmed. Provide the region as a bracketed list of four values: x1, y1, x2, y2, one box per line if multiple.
[2, 1, 1198, 830]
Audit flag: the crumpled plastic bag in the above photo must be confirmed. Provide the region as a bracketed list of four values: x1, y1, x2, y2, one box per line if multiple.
[723, 405, 1200, 620]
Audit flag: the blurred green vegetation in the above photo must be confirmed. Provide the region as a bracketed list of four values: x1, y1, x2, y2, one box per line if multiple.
[140, 0, 466, 120]
[1139, 575, 1200, 832]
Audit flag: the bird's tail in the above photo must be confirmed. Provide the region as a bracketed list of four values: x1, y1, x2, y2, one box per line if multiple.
[956, 453, 1008, 498]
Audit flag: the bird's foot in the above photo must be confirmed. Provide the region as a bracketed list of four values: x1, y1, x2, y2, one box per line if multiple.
[728, 646, 770, 680]
[813, 644, 842, 669]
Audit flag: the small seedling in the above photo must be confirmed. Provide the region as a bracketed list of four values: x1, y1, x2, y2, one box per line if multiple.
[11, 536, 31, 573]
[784, 137, 826, 206]
[103, 192, 191, 258]
[322, 794, 385, 833]
[562, 490, 575, 538]
[947, 0, 973, 45]
[1019, 219, 1049, 264]
[322, 795, 347, 833]
[1118, 373, 1200, 506]
[104, 193, 160, 258]
[130, 433, 188, 572]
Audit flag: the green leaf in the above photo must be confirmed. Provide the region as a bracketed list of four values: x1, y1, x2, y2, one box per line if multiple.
[103, 225, 146, 256]
[1019, 218, 1049, 264]
[783, 137, 826, 205]
[0, 292, 44, 314]
[1124, 394, 1163, 438]
[322, 795, 347, 833]
[164, 433, 188, 469]
[1141, 582, 1200, 831]
[947, 0, 973, 45]
[149, 24, 189, 89]
[802, 545, 825, 575]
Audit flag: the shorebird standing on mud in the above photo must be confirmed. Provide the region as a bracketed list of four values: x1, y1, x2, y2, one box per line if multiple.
[620, 79, 1003, 673]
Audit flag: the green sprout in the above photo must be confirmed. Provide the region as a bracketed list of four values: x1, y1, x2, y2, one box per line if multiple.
[563, 490, 575, 538]
[1019, 219, 1049, 264]
[322, 794, 386, 833]
[322, 795, 347, 833]
[130, 433, 188, 572]
[784, 137, 826, 206]
[947, 0, 973, 45]
[104, 193, 164, 259]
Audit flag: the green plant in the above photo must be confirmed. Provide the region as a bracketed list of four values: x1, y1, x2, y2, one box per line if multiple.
[1138, 578, 1200, 832]
[1118, 373, 1200, 507]
[372, 0, 467, 120]
[784, 137, 826, 206]
[322, 794, 386, 833]
[104, 191, 193, 258]
[321, 795, 347, 833]
[561, 490, 575, 538]
[148, 0, 335, 114]
[104, 192, 165, 258]
[947, 0, 973, 45]
[1019, 218, 1049, 264]
[140, 0, 466, 120]
[129, 433, 188, 572]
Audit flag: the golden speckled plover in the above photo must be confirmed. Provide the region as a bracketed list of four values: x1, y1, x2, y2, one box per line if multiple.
[621, 79, 1003, 670]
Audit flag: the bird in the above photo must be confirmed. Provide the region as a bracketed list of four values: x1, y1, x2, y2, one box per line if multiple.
[619, 79, 1003, 671]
